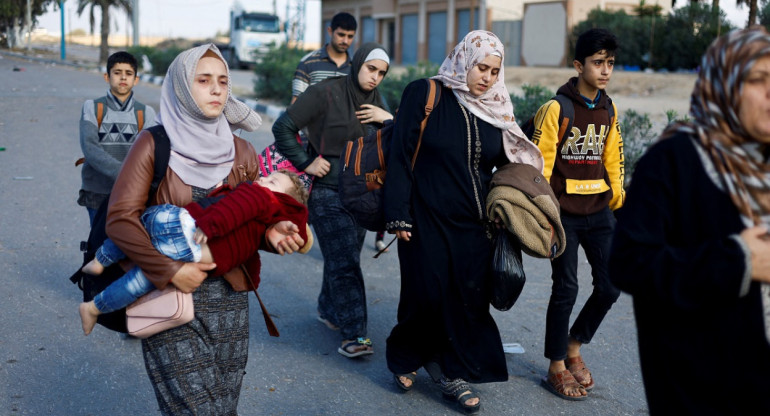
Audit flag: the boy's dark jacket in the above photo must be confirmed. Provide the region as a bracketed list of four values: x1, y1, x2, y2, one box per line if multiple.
[530, 77, 624, 215]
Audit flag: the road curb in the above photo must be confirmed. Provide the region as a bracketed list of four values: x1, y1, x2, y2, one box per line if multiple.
[1, 49, 286, 119]
[0, 49, 99, 71]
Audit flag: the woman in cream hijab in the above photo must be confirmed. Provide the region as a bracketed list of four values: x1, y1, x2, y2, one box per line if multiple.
[384, 31, 541, 413]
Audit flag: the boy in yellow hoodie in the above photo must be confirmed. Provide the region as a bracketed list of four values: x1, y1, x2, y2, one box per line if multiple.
[532, 28, 624, 401]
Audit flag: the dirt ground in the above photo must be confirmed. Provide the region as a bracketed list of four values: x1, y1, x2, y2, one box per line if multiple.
[505, 66, 696, 129]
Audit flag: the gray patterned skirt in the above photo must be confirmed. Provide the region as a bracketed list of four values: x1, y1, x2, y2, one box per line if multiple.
[141, 276, 249, 415]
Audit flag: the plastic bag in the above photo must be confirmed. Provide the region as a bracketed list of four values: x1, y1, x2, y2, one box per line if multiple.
[491, 228, 526, 311]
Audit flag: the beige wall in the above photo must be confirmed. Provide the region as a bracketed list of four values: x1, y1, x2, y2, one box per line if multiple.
[320, 0, 671, 64]
[487, 0, 671, 23]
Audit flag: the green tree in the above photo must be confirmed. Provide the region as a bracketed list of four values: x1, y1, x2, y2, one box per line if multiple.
[511, 84, 555, 126]
[0, 0, 55, 48]
[633, 0, 664, 68]
[378, 62, 440, 112]
[656, 3, 732, 70]
[737, 0, 760, 27]
[252, 43, 309, 105]
[76, 0, 132, 65]
[570, 8, 651, 69]
[759, 0, 770, 29]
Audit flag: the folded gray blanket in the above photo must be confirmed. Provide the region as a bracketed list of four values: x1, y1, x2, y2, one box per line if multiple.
[486, 163, 566, 259]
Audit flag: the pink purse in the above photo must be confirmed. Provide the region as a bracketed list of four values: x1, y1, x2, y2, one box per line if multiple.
[126, 285, 194, 339]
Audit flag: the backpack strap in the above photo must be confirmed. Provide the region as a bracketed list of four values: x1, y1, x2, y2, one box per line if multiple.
[94, 97, 146, 132]
[77, 98, 144, 167]
[554, 94, 574, 145]
[134, 102, 146, 132]
[93, 97, 108, 130]
[410, 79, 442, 169]
[145, 125, 171, 201]
[553, 94, 614, 144]
[70, 126, 171, 287]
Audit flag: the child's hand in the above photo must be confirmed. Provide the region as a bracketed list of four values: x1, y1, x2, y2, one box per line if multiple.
[266, 221, 304, 255]
[273, 220, 299, 236]
[194, 227, 208, 245]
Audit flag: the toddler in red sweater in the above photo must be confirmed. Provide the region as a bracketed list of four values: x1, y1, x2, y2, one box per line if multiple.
[79, 170, 311, 335]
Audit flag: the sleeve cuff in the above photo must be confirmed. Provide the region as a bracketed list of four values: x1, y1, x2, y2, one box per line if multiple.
[730, 234, 753, 297]
[385, 220, 413, 232]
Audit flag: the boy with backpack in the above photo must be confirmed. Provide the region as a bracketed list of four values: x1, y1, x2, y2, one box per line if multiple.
[78, 170, 312, 335]
[78, 51, 156, 225]
[532, 28, 624, 401]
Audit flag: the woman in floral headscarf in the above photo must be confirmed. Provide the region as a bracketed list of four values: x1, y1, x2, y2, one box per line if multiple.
[383, 31, 542, 412]
[609, 27, 770, 415]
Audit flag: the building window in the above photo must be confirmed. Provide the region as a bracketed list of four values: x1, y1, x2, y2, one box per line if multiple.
[428, 12, 447, 64]
[456, 8, 479, 43]
[401, 14, 418, 65]
[362, 16, 375, 43]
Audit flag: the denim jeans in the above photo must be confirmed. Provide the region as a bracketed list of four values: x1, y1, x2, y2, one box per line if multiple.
[87, 207, 98, 227]
[93, 204, 200, 313]
[308, 184, 368, 340]
[544, 206, 621, 361]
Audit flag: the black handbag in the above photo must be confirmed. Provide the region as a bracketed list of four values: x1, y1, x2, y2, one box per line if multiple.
[490, 228, 526, 311]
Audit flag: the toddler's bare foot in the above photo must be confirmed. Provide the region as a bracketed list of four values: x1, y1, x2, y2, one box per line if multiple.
[79, 301, 100, 335]
[81, 259, 105, 275]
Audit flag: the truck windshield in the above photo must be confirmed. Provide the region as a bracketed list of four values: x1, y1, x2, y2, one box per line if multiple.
[240, 16, 280, 33]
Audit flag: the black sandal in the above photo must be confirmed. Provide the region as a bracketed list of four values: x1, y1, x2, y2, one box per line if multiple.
[337, 337, 374, 358]
[438, 377, 481, 414]
[394, 372, 417, 391]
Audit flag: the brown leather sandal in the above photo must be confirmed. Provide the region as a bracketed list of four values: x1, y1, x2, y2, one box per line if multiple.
[566, 356, 595, 391]
[541, 370, 588, 401]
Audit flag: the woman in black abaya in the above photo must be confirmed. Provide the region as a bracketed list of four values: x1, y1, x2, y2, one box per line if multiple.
[383, 31, 543, 413]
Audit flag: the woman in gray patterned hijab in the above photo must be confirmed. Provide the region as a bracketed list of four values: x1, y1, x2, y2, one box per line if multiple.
[609, 27, 770, 415]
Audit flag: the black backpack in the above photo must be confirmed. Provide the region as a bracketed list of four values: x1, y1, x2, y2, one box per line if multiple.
[69, 125, 170, 333]
[338, 79, 441, 231]
[520, 94, 614, 146]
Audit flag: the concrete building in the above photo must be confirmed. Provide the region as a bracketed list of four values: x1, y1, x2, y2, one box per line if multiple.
[318, 0, 671, 66]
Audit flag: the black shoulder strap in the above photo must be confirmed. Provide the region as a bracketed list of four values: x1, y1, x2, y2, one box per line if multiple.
[554, 94, 574, 145]
[606, 97, 616, 126]
[145, 125, 171, 201]
[70, 125, 171, 287]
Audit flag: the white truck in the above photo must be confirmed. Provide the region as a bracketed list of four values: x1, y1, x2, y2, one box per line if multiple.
[226, 9, 285, 68]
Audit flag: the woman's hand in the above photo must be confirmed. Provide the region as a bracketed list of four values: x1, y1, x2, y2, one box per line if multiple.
[170, 262, 217, 293]
[356, 104, 393, 124]
[304, 156, 330, 177]
[266, 222, 305, 255]
[741, 225, 770, 283]
[395, 230, 412, 242]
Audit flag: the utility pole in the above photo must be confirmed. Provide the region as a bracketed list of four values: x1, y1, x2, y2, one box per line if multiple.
[26, 0, 32, 51]
[286, 0, 306, 47]
[60, 0, 66, 60]
[132, 0, 139, 46]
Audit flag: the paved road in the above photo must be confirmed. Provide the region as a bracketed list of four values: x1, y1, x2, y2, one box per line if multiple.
[0, 51, 648, 415]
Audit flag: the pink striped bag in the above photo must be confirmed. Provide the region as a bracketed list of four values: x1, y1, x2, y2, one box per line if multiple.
[257, 142, 313, 191]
